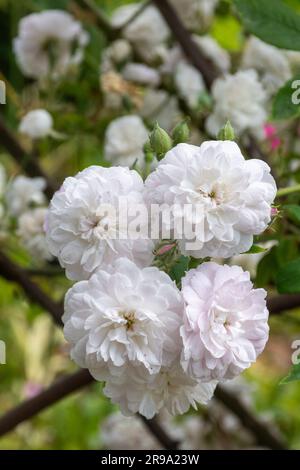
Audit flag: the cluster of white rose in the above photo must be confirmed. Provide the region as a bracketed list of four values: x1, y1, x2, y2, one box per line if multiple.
[9, 3, 284, 420]
[44, 138, 276, 418]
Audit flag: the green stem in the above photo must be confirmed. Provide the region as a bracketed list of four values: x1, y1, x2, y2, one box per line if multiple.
[277, 184, 300, 198]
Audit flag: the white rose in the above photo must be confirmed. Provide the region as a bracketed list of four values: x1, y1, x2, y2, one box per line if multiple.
[18, 208, 52, 261]
[241, 37, 291, 95]
[112, 5, 169, 62]
[14, 10, 89, 80]
[180, 262, 269, 381]
[169, 0, 218, 30]
[175, 61, 206, 109]
[206, 70, 268, 139]
[122, 63, 160, 87]
[144, 141, 276, 258]
[19, 109, 53, 139]
[193, 35, 231, 73]
[46, 166, 154, 280]
[6, 175, 46, 217]
[63, 258, 184, 381]
[104, 115, 149, 167]
[140, 89, 181, 132]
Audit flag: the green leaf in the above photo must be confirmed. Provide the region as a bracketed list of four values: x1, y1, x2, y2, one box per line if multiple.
[272, 77, 300, 120]
[276, 258, 300, 293]
[281, 363, 300, 383]
[244, 244, 268, 254]
[256, 247, 278, 287]
[284, 204, 300, 225]
[211, 15, 243, 52]
[234, 0, 300, 51]
[169, 256, 190, 285]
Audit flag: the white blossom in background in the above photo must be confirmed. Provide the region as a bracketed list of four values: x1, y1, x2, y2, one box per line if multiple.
[170, 0, 219, 30]
[206, 70, 267, 139]
[19, 109, 54, 139]
[6, 175, 46, 217]
[175, 61, 206, 109]
[180, 262, 269, 381]
[111, 4, 169, 63]
[14, 10, 89, 80]
[160, 36, 230, 77]
[63, 258, 183, 381]
[108, 39, 132, 65]
[18, 208, 52, 261]
[241, 37, 291, 95]
[140, 89, 181, 132]
[101, 412, 163, 450]
[122, 63, 160, 87]
[104, 361, 216, 419]
[46, 167, 153, 280]
[104, 115, 148, 167]
[100, 39, 132, 73]
[193, 35, 231, 73]
[101, 410, 184, 450]
[145, 141, 276, 258]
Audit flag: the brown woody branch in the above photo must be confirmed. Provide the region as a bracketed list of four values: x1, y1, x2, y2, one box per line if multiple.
[214, 386, 286, 450]
[0, 116, 57, 199]
[267, 293, 300, 315]
[0, 367, 178, 449]
[0, 252, 63, 327]
[0, 370, 93, 437]
[152, 0, 218, 88]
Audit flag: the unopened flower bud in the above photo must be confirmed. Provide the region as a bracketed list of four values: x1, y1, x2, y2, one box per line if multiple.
[143, 141, 154, 163]
[217, 120, 235, 141]
[150, 122, 172, 160]
[172, 120, 190, 145]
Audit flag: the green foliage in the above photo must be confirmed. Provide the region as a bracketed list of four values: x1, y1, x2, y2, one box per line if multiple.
[284, 204, 300, 225]
[245, 245, 268, 254]
[276, 258, 300, 293]
[281, 363, 300, 384]
[169, 255, 190, 286]
[234, 0, 300, 51]
[272, 77, 300, 120]
[212, 14, 243, 52]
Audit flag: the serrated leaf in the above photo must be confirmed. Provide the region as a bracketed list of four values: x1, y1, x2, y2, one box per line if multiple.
[234, 0, 300, 51]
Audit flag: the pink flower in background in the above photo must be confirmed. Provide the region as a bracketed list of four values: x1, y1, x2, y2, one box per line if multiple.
[264, 124, 277, 139]
[23, 381, 43, 399]
[264, 124, 281, 151]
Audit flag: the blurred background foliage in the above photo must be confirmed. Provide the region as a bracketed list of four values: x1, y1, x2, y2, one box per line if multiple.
[0, 0, 300, 450]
